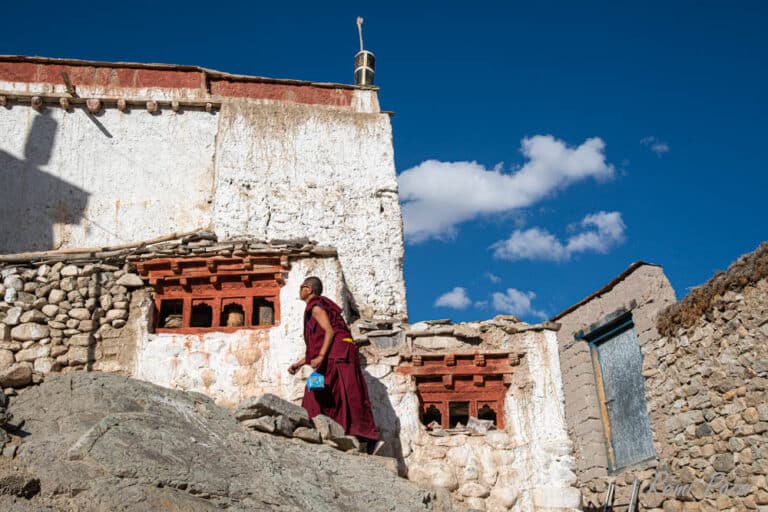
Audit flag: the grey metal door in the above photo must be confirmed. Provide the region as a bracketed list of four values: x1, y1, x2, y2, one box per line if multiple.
[593, 325, 656, 470]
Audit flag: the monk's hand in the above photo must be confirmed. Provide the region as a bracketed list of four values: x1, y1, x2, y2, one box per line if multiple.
[309, 355, 325, 369]
[287, 362, 300, 375]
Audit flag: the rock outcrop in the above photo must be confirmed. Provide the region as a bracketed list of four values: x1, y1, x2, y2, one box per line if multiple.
[0, 373, 448, 511]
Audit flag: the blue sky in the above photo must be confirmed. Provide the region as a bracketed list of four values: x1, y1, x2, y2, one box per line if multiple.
[3, 1, 766, 323]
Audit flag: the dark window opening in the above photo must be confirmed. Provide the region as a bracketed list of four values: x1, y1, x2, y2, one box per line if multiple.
[221, 303, 245, 327]
[422, 405, 442, 427]
[159, 299, 183, 329]
[449, 402, 469, 428]
[190, 303, 213, 328]
[477, 404, 497, 425]
[252, 298, 275, 326]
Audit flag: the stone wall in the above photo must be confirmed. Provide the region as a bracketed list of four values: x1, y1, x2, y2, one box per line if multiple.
[0, 56, 407, 321]
[135, 255, 347, 407]
[0, 236, 349, 409]
[0, 261, 143, 392]
[356, 317, 580, 512]
[552, 263, 676, 505]
[641, 243, 768, 511]
[555, 245, 768, 511]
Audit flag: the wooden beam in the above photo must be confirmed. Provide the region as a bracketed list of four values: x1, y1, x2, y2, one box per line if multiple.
[399, 364, 515, 377]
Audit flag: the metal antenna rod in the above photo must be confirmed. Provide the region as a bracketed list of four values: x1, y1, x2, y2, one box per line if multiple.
[356, 16, 365, 52]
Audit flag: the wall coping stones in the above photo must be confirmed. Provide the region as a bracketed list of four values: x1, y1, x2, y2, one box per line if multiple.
[658, 240, 767, 335]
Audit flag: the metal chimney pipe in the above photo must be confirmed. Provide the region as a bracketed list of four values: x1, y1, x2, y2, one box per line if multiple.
[354, 17, 375, 86]
[354, 50, 375, 86]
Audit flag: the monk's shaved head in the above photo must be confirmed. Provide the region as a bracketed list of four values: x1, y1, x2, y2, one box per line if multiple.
[303, 276, 323, 296]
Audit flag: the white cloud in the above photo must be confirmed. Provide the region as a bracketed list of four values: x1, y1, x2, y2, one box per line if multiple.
[491, 227, 568, 261]
[434, 287, 471, 309]
[485, 272, 501, 284]
[640, 136, 669, 157]
[398, 135, 615, 242]
[492, 288, 546, 319]
[492, 211, 626, 262]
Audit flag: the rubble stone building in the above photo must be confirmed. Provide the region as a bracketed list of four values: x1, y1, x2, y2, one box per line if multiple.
[0, 55, 581, 512]
[553, 245, 768, 511]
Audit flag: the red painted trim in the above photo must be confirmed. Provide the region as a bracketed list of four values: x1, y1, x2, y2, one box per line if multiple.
[210, 81, 352, 106]
[402, 352, 516, 429]
[0, 56, 363, 107]
[146, 256, 284, 334]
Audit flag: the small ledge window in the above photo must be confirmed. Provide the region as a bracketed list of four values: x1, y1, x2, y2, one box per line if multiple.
[190, 302, 213, 328]
[221, 302, 245, 327]
[477, 404, 497, 425]
[423, 404, 442, 426]
[252, 297, 275, 326]
[159, 299, 183, 329]
[138, 256, 285, 334]
[449, 402, 470, 428]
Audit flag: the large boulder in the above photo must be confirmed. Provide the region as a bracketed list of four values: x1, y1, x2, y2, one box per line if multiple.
[2, 373, 446, 511]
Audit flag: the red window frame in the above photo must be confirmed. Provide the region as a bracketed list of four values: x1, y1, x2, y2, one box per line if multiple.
[136, 256, 286, 334]
[397, 351, 520, 430]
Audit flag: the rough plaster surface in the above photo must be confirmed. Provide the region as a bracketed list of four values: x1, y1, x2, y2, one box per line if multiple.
[211, 101, 406, 320]
[134, 258, 345, 407]
[0, 107, 216, 252]
[381, 328, 579, 511]
[0, 95, 406, 320]
[554, 265, 676, 487]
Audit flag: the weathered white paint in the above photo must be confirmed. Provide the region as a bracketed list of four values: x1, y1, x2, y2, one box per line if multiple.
[0, 92, 406, 319]
[211, 101, 405, 320]
[384, 327, 580, 511]
[0, 107, 216, 252]
[133, 257, 345, 407]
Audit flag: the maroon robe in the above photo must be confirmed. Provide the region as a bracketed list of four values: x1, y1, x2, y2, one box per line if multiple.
[301, 296, 379, 441]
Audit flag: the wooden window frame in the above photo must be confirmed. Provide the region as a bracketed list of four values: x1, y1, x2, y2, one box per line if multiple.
[137, 256, 286, 334]
[397, 351, 520, 430]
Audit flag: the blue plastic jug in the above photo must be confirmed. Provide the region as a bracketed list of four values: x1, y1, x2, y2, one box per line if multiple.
[307, 371, 325, 391]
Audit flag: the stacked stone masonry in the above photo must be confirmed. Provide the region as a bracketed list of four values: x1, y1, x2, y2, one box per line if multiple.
[641, 246, 768, 512]
[554, 246, 768, 512]
[0, 261, 141, 389]
[0, 238, 581, 511]
[355, 317, 581, 512]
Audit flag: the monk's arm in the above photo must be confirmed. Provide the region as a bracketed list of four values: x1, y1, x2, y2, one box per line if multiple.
[288, 357, 306, 374]
[311, 306, 335, 367]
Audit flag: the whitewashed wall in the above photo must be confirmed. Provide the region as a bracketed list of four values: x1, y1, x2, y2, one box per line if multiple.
[134, 257, 345, 407]
[0, 93, 406, 320]
[368, 325, 580, 512]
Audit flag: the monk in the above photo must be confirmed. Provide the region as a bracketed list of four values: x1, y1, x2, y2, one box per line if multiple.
[288, 276, 380, 449]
